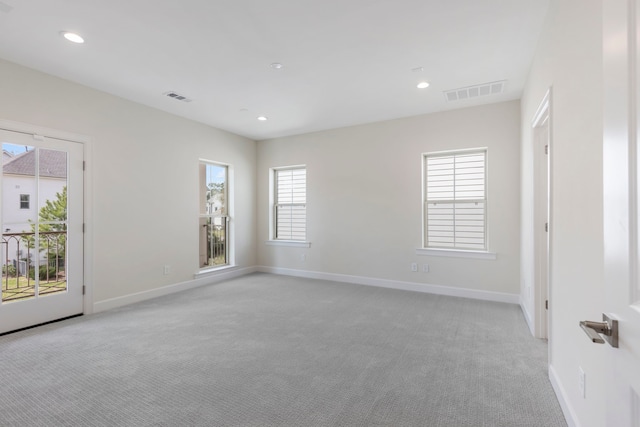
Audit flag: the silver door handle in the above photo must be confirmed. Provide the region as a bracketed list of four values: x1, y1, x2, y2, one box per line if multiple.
[579, 314, 618, 348]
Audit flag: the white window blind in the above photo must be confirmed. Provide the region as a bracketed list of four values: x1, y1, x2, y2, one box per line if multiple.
[424, 150, 486, 250]
[275, 167, 306, 240]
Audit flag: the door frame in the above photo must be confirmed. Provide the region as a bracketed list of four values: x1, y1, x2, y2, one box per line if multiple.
[0, 119, 93, 315]
[531, 89, 553, 343]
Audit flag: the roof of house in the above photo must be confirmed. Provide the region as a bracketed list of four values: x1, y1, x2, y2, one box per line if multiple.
[2, 149, 67, 179]
[2, 150, 14, 165]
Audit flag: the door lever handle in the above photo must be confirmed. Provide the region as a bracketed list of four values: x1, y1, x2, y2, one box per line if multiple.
[579, 321, 607, 343]
[579, 314, 618, 348]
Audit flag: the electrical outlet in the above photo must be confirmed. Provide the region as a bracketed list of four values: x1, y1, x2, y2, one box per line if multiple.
[163, 265, 171, 275]
[578, 367, 586, 398]
[301, 254, 306, 262]
[422, 264, 430, 273]
[411, 262, 418, 272]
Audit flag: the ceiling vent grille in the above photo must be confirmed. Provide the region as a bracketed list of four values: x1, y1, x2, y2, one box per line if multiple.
[164, 91, 193, 103]
[443, 80, 506, 102]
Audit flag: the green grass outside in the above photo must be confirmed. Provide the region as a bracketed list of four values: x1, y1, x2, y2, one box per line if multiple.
[2, 276, 67, 302]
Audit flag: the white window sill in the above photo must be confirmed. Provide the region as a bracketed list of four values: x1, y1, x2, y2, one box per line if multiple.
[416, 248, 497, 260]
[194, 264, 235, 279]
[265, 240, 311, 248]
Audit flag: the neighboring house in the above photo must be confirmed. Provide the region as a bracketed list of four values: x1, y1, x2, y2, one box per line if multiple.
[1, 148, 67, 273]
[2, 150, 14, 165]
[206, 188, 224, 215]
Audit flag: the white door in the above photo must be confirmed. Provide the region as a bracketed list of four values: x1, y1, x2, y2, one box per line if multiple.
[0, 129, 83, 334]
[533, 92, 550, 340]
[603, 1, 640, 425]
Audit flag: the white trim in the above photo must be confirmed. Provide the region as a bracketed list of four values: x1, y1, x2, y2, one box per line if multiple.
[0, 119, 95, 316]
[194, 264, 236, 279]
[421, 147, 489, 157]
[415, 248, 497, 260]
[199, 160, 233, 266]
[531, 88, 552, 346]
[0, 119, 91, 143]
[257, 266, 519, 304]
[227, 165, 235, 266]
[265, 240, 311, 248]
[531, 90, 552, 128]
[272, 166, 307, 241]
[272, 164, 307, 172]
[83, 134, 95, 315]
[198, 158, 230, 167]
[93, 266, 257, 313]
[422, 148, 488, 250]
[549, 364, 579, 427]
[520, 299, 535, 335]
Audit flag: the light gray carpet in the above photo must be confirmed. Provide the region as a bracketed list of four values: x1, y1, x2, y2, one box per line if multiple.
[0, 273, 566, 426]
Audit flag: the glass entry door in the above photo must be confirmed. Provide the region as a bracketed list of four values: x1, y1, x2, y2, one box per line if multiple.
[0, 129, 83, 334]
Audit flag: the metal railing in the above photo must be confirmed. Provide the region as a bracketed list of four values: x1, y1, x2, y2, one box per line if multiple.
[201, 216, 228, 268]
[1, 231, 67, 302]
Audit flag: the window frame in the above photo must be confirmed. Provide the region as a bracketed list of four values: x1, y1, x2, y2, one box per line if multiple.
[19, 194, 30, 210]
[198, 160, 231, 271]
[422, 148, 488, 252]
[270, 165, 308, 244]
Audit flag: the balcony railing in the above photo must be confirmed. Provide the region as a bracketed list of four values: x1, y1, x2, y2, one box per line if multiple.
[200, 216, 228, 268]
[1, 231, 67, 303]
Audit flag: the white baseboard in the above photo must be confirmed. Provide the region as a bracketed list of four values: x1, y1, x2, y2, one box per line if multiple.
[549, 364, 579, 427]
[257, 266, 519, 304]
[93, 265, 519, 313]
[93, 266, 257, 313]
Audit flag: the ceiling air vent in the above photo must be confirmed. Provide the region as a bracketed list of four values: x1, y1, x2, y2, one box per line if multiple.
[443, 80, 506, 102]
[164, 91, 193, 103]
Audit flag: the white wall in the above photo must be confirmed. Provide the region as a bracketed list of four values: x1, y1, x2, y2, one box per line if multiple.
[0, 58, 257, 305]
[258, 101, 521, 299]
[1, 7, 604, 422]
[520, 0, 605, 425]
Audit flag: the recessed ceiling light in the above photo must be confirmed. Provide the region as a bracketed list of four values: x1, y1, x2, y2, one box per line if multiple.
[257, 116, 268, 121]
[270, 63, 283, 69]
[417, 81, 430, 89]
[61, 31, 84, 44]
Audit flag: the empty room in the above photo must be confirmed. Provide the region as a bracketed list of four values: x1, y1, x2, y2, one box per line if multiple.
[0, 0, 638, 426]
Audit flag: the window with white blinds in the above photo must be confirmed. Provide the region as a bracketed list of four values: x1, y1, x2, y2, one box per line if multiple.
[424, 150, 487, 250]
[275, 167, 306, 240]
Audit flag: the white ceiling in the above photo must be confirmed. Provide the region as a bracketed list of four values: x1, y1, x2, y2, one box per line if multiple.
[0, 0, 549, 141]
